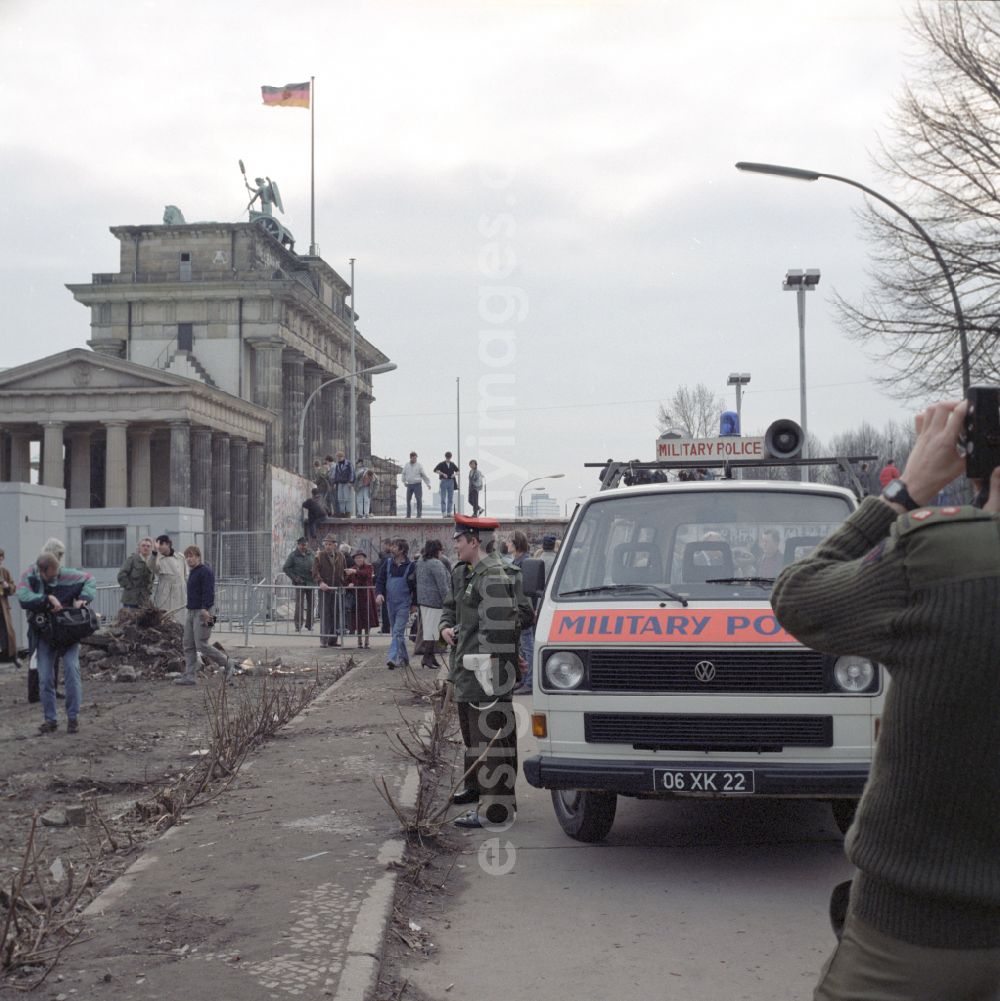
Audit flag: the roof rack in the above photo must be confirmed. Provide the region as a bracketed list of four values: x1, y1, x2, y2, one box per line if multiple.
[586, 456, 879, 493]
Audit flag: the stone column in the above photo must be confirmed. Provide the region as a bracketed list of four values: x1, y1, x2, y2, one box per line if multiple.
[211, 433, 231, 533]
[104, 421, 129, 507]
[66, 430, 92, 508]
[319, 381, 335, 458]
[229, 437, 249, 533]
[150, 433, 171, 506]
[332, 383, 348, 454]
[0, 430, 8, 482]
[41, 422, 66, 489]
[304, 366, 323, 468]
[247, 441, 266, 578]
[250, 339, 285, 468]
[191, 427, 213, 530]
[357, 392, 373, 462]
[168, 420, 191, 508]
[9, 430, 32, 484]
[281, 353, 305, 473]
[129, 428, 152, 507]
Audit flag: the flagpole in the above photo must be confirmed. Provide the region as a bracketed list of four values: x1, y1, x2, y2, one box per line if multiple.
[309, 75, 316, 255]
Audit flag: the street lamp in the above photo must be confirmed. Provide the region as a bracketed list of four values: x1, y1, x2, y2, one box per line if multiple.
[735, 161, 970, 390]
[517, 473, 565, 518]
[726, 372, 751, 432]
[782, 269, 820, 456]
[298, 362, 397, 476]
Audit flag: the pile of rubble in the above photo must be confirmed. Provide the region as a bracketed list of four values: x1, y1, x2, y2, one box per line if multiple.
[79, 606, 188, 679]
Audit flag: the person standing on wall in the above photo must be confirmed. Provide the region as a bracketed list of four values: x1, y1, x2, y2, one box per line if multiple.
[467, 459, 484, 516]
[354, 461, 379, 518]
[401, 452, 431, 518]
[331, 450, 355, 518]
[433, 451, 460, 517]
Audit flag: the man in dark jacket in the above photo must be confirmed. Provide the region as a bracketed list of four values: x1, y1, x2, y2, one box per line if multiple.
[313, 534, 345, 647]
[772, 400, 1000, 1001]
[302, 489, 327, 545]
[283, 537, 315, 631]
[175, 546, 236, 686]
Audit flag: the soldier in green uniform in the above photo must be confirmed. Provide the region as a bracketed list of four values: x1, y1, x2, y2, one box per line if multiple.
[441, 515, 520, 829]
[772, 400, 1000, 1001]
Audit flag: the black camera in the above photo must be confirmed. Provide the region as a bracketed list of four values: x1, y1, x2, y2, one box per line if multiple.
[963, 385, 1000, 478]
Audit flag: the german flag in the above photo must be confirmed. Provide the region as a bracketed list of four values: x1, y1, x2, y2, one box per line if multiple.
[261, 82, 310, 108]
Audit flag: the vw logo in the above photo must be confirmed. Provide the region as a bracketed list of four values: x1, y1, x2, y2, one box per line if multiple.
[694, 660, 717, 683]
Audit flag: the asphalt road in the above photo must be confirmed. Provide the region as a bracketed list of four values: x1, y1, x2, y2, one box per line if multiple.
[397, 700, 854, 1001]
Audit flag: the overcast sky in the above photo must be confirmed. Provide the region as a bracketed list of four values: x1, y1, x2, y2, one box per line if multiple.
[2, 0, 925, 514]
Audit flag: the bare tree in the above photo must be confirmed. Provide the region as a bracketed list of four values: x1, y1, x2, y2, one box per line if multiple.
[836, 2, 1000, 396]
[657, 383, 726, 438]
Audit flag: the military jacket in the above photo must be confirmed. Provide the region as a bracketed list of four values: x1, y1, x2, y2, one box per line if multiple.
[440, 551, 518, 702]
[117, 552, 154, 605]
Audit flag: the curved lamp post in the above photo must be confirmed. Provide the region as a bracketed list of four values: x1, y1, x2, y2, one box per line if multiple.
[518, 473, 565, 518]
[298, 362, 397, 476]
[735, 161, 970, 390]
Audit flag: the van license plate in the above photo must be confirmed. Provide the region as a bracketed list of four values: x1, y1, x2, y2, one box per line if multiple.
[654, 769, 755, 794]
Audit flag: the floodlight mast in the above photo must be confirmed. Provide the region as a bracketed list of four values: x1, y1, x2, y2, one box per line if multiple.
[735, 161, 970, 390]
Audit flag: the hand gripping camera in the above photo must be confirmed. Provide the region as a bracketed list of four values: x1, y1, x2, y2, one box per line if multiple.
[963, 386, 1000, 479]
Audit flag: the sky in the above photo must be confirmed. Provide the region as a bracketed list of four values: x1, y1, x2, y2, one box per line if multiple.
[1, 0, 929, 514]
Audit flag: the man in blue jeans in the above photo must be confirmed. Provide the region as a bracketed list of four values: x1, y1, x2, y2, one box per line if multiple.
[16, 553, 96, 734]
[433, 451, 460, 515]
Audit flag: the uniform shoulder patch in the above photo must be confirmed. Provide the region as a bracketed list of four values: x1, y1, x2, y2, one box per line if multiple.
[896, 505, 990, 537]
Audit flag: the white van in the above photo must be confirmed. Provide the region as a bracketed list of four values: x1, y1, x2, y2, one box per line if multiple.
[524, 479, 882, 842]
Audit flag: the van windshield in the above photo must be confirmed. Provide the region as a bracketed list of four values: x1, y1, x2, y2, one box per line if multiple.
[553, 489, 854, 601]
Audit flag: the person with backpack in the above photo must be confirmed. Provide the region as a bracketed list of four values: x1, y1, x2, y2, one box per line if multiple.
[16, 552, 96, 734]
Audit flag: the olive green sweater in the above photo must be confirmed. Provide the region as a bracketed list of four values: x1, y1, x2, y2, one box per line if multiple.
[772, 497, 1000, 948]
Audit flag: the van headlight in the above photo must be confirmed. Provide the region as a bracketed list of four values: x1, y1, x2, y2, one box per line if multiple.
[545, 651, 585, 690]
[833, 656, 875, 692]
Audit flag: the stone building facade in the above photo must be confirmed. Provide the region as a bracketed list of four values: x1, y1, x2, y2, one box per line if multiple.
[0, 350, 270, 535]
[66, 221, 391, 475]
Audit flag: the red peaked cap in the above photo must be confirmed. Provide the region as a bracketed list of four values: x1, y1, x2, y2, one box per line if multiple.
[453, 515, 500, 538]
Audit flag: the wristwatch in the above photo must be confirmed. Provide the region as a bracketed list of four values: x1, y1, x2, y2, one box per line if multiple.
[881, 478, 921, 511]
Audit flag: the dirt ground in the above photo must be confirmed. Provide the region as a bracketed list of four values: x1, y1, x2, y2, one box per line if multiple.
[0, 638, 361, 924]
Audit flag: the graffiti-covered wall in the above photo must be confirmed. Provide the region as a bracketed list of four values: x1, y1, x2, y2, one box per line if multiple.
[270, 465, 314, 580]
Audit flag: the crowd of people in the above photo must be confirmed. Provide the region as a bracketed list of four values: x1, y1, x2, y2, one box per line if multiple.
[303, 450, 488, 525]
[277, 528, 558, 689]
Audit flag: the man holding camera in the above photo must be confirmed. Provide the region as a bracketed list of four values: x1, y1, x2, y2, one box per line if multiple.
[771, 399, 1000, 1000]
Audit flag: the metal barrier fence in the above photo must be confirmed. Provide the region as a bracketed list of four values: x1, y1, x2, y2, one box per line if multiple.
[94, 578, 261, 631]
[193, 532, 271, 581]
[243, 584, 381, 644]
[93, 582, 383, 646]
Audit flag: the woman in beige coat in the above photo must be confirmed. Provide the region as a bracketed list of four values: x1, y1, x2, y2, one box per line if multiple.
[149, 535, 187, 623]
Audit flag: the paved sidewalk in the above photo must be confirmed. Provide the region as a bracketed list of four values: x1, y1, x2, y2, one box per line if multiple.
[54, 649, 424, 1001]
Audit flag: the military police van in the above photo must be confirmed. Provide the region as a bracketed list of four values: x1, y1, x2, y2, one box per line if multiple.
[524, 433, 883, 843]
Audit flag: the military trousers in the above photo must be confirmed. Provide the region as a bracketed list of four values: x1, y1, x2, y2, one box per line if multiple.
[457, 699, 518, 825]
[815, 912, 1000, 1001]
